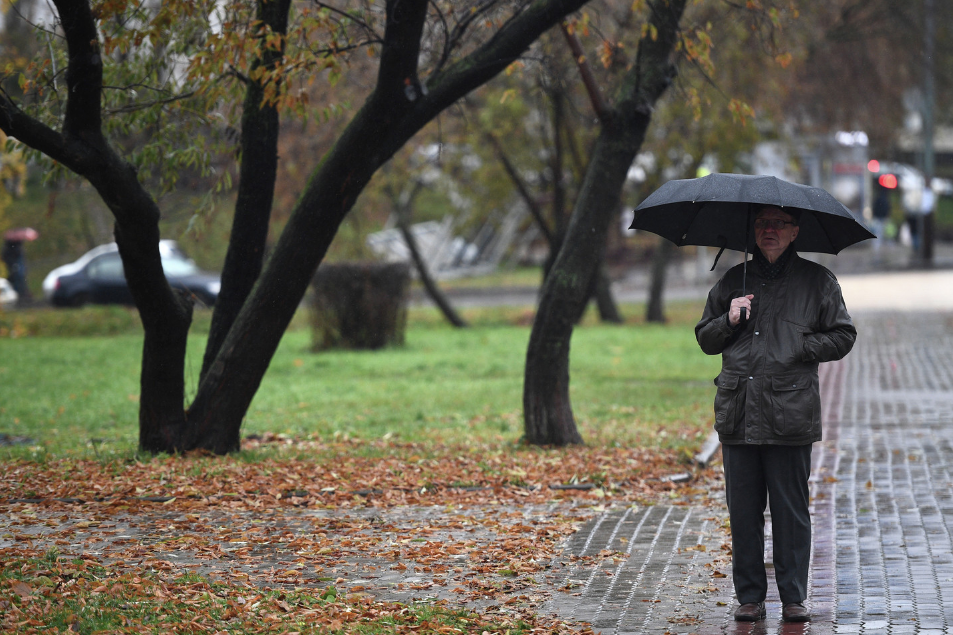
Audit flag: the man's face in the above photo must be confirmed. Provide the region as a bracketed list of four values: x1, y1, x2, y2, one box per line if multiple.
[755, 207, 799, 262]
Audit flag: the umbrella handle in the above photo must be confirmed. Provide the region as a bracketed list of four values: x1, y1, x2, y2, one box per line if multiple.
[740, 205, 751, 324]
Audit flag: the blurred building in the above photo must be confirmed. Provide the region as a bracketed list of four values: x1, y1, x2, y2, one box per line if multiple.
[896, 125, 953, 180]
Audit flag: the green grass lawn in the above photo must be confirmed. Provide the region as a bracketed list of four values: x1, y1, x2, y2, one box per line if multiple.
[0, 300, 720, 459]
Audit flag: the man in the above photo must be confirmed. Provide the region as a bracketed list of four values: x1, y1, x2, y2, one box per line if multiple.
[695, 206, 857, 623]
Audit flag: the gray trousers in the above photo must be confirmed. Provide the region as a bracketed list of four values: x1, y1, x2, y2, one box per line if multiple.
[722, 443, 813, 605]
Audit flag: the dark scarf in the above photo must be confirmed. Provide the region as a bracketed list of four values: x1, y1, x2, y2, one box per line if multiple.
[754, 244, 795, 280]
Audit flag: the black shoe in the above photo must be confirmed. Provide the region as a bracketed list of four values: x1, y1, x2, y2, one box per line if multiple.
[782, 602, 810, 622]
[734, 601, 766, 621]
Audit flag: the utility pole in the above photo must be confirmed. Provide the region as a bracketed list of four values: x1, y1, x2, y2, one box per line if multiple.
[921, 0, 936, 266]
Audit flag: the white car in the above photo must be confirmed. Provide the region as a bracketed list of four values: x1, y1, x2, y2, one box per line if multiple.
[42, 242, 120, 301]
[0, 277, 18, 308]
[43, 240, 221, 307]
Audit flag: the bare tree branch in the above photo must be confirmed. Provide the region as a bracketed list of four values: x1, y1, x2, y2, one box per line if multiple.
[386, 180, 469, 328]
[559, 22, 612, 123]
[485, 130, 556, 247]
[432, 0, 500, 78]
[313, 1, 380, 37]
[0, 89, 71, 166]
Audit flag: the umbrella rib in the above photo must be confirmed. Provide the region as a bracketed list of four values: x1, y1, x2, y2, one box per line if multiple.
[680, 201, 708, 246]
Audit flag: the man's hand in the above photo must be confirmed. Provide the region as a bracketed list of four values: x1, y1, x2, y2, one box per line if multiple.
[729, 294, 754, 326]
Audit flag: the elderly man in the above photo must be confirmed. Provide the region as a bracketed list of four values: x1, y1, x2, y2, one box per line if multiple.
[695, 205, 857, 623]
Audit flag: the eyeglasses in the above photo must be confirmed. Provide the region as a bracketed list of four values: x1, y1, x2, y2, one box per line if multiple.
[754, 218, 797, 230]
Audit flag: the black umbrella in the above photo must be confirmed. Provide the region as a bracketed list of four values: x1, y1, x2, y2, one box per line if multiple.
[630, 173, 875, 320]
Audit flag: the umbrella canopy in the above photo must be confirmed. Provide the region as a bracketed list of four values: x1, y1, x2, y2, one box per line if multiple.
[4, 227, 39, 242]
[630, 173, 874, 254]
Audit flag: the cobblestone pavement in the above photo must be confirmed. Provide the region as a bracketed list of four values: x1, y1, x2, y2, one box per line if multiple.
[549, 311, 953, 634]
[539, 502, 733, 634]
[820, 312, 953, 635]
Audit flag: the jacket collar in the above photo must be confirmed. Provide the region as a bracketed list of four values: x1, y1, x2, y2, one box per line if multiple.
[754, 244, 797, 280]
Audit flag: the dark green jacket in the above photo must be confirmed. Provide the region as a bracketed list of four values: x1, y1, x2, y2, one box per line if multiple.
[695, 251, 856, 445]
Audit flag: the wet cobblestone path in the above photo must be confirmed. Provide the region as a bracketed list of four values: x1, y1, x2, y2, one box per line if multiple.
[540, 503, 733, 634]
[820, 312, 953, 635]
[551, 311, 953, 634]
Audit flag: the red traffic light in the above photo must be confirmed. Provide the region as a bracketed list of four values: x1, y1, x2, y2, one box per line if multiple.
[867, 159, 880, 172]
[878, 173, 898, 189]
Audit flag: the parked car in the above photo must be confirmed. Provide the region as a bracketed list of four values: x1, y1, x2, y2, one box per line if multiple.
[43, 240, 221, 307]
[0, 277, 18, 308]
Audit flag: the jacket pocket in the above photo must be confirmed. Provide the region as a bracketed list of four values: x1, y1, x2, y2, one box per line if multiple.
[779, 317, 813, 364]
[769, 374, 815, 436]
[713, 373, 744, 436]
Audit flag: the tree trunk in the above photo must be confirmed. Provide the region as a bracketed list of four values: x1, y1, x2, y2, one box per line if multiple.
[577, 256, 623, 325]
[646, 238, 675, 322]
[523, 0, 686, 446]
[542, 87, 569, 282]
[137, 292, 193, 452]
[593, 266, 623, 323]
[110, 215, 196, 453]
[524, 125, 636, 445]
[201, 0, 291, 380]
[523, 303, 584, 445]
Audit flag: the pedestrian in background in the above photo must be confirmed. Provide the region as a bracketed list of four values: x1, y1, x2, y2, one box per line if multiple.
[1, 238, 29, 300]
[695, 205, 857, 623]
[871, 187, 891, 256]
[2, 228, 39, 303]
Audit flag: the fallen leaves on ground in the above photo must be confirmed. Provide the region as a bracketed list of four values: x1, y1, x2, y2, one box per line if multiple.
[2, 437, 710, 510]
[0, 550, 592, 634]
[1, 438, 724, 633]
